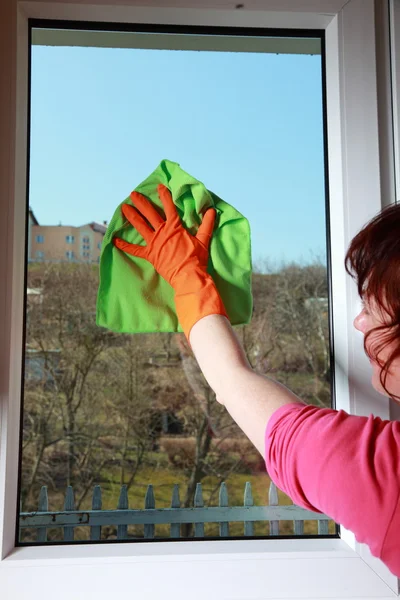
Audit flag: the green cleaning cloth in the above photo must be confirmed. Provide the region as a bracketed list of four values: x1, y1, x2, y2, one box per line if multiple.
[96, 159, 253, 333]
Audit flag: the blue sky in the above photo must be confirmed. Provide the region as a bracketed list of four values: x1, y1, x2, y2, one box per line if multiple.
[29, 43, 326, 270]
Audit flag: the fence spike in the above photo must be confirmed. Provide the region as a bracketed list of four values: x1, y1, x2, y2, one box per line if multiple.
[117, 485, 129, 509]
[194, 483, 203, 506]
[318, 519, 330, 535]
[170, 485, 180, 539]
[92, 485, 102, 509]
[63, 486, 75, 542]
[36, 486, 48, 543]
[244, 482, 254, 537]
[171, 485, 180, 508]
[268, 481, 279, 536]
[38, 485, 48, 510]
[194, 483, 204, 538]
[117, 484, 129, 540]
[64, 486, 75, 510]
[293, 499, 304, 536]
[219, 483, 229, 538]
[144, 484, 155, 539]
[90, 485, 102, 541]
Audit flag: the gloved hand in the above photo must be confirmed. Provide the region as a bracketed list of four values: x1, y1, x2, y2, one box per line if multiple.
[113, 184, 228, 339]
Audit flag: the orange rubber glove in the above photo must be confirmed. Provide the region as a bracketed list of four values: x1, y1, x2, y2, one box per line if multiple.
[113, 184, 229, 339]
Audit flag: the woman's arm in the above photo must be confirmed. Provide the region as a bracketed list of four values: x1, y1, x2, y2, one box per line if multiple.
[189, 313, 305, 455]
[113, 185, 305, 455]
[190, 314, 400, 575]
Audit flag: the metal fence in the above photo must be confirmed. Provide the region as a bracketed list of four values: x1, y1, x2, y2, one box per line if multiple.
[19, 480, 331, 542]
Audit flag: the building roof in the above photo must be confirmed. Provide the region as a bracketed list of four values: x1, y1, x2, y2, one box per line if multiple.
[29, 219, 107, 234]
[29, 207, 39, 225]
[89, 221, 107, 234]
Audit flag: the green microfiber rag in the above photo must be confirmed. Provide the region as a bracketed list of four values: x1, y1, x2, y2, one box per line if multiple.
[96, 159, 253, 333]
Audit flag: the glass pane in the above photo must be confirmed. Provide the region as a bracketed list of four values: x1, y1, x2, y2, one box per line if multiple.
[19, 26, 335, 544]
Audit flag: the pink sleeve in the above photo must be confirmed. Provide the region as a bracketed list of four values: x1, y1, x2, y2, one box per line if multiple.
[264, 402, 400, 569]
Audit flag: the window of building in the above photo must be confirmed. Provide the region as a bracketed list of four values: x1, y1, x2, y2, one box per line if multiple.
[35, 250, 44, 259]
[65, 250, 74, 260]
[98, 241, 102, 250]
[35, 234, 44, 243]
[66, 235, 75, 244]
[83, 236, 90, 244]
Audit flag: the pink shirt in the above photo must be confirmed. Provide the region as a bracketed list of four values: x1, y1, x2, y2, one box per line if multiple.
[264, 402, 400, 577]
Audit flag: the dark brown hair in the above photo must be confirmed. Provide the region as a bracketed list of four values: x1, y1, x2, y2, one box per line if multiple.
[344, 203, 400, 401]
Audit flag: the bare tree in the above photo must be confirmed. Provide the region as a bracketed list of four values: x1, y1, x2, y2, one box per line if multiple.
[171, 336, 255, 536]
[103, 336, 160, 491]
[252, 255, 330, 406]
[23, 263, 115, 506]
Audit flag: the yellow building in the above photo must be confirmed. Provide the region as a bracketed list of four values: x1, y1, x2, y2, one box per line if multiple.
[29, 214, 106, 263]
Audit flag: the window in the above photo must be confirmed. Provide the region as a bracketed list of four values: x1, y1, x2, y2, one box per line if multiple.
[35, 250, 44, 259]
[66, 235, 74, 243]
[66, 250, 74, 260]
[1, 1, 396, 597]
[21, 23, 336, 548]
[98, 241, 102, 249]
[35, 234, 44, 243]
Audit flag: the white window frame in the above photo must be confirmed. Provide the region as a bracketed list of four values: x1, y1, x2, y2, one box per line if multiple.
[0, 0, 399, 597]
